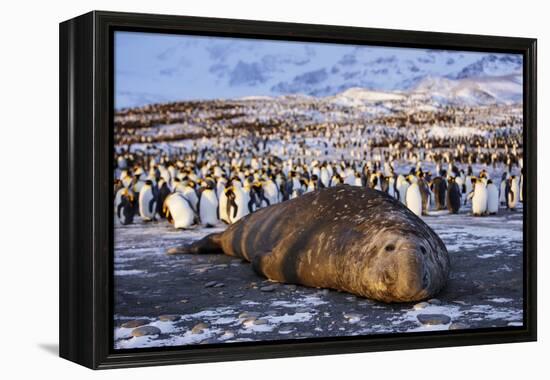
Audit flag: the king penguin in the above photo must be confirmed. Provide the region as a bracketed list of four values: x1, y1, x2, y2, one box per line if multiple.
[139, 180, 157, 221]
[198, 180, 219, 227]
[405, 176, 423, 217]
[470, 178, 488, 216]
[486, 179, 499, 214]
[163, 192, 195, 229]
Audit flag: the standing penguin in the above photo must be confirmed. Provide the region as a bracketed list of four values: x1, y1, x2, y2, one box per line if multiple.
[446, 177, 461, 214]
[417, 174, 431, 215]
[405, 177, 423, 217]
[499, 172, 508, 206]
[507, 176, 520, 210]
[116, 188, 136, 225]
[486, 179, 499, 214]
[396, 174, 409, 205]
[163, 193, 195, 229]
[431, 174, 448, 210]
[179, 180, 199, 213]
[229, 183, 250, 223]
[138, 180, 157, 221]
[198, 180, 219, 227]
[263, 176, 280, 204]
[155, 179, 171, 219]
[470, 178, 488, 216]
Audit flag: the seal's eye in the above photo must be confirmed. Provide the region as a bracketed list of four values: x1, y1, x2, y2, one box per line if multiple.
[385, 244, 395, 252]
[420, 246, 427, 255]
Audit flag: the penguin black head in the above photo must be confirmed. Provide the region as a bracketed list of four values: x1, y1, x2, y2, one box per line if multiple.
[145, 180, 153, 186]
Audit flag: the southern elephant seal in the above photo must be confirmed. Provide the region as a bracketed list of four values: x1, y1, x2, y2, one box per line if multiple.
[167, 185, 450, 303]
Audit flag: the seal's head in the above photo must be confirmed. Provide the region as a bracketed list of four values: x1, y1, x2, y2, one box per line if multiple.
[347, 220, 449, 303]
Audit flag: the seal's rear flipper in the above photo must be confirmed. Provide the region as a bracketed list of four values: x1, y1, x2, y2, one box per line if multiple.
[166, 233, 223, 255]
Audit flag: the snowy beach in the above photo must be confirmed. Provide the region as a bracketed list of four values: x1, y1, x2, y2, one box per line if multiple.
[113, 203, 523, 349]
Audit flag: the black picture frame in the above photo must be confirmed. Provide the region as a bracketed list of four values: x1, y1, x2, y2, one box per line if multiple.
[59, 10, 537, 369]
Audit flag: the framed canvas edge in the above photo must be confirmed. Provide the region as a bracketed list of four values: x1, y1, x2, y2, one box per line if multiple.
[59, 10, 537, 370]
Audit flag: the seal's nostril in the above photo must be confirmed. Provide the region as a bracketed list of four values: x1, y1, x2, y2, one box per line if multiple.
[385, 244, 395, 252]
[420, 246, 427, 255]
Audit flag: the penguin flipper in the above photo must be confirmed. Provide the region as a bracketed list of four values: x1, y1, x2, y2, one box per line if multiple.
[148, 198, 156, 214]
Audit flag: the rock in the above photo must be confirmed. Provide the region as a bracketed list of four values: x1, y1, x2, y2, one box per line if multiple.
[238, 311, 260, 319]
[121, 319, 149, 328]
[343, 312, 362, 323]
[413, 302, 429, 310]
[191, 322, 209, 334]
[131, 325, 161, 337]
[449, 322, 469, 330]
[220, 330, 235, 340]
[242, 317, 257, 327]
[179, 299, 189, 304]
[205, 281, 218, 288]
[285, 284, 297, 291]
[233, 293, 244, 298]
[295, 307, 310, 313]
[158, 314, 180, 322]
[213, 282, 225, 288]
[253, 318, 268, 325]
[278, 325, 295, 334]
[417, 314, 451, 325]
[428, 298, 442, 305]
[260, 284, 278, 292]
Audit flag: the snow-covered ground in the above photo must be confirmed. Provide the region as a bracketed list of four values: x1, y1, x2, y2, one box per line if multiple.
[113, 200, 523, 349]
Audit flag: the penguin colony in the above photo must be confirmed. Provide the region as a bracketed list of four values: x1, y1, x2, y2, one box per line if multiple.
[114, 97, 523, 227]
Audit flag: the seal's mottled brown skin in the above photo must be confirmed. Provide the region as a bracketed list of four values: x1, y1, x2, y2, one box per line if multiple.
[167, 185, 450, 303]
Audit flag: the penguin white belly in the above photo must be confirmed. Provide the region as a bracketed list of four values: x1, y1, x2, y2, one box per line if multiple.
[320, 170, 329, 187]
[406, 184, 423, 216]
[264, 182, 279, 204]
[353, 177, 363, 187]
[199, 190, 219, 226]
[219, 192, 229, 224]
[508, 181, 520, 209]
[486, 184, 499, 214]
[182, 188, 199, 212]
[499, 181, 507, 203]
[139, 188, 156, 221]
[398, 183, 409, 204]
[232, 189, 249, 222]
[472, 184, 488, 215]
[165, 194, 194, 229]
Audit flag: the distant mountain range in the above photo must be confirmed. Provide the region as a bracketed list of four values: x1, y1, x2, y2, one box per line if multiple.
[115, 32, 523, 108]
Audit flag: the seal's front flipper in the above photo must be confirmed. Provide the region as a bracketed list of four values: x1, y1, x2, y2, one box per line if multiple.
[166, 232, 223, 255]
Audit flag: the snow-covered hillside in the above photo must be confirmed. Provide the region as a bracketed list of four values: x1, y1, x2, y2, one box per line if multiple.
[115, 32, 523, 108]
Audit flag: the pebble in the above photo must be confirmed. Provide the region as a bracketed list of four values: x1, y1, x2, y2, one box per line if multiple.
[285, 284, 297, 291]
[413, 302, 430, 310]
[121, 319, 149, 328]
[278, 325, 295, 334]
[343, 312, 362, 323]
[428, 298, 442, 305]
[204, 281, 218, 288]
[233, 293, 244, 298]
[131, 325, 161, 337]
[417, 314, 451, 325]
[449, 322, 470, 330]
[238, 311, 260, 319]
[191, 322, 209, 334]
[220, 330, 235, 340]
[158, 314, 181, 322]
[213, 282, 225, 288]
[260, 285, 278, 292]
[179, 299, 189, 304]
[242, 318, 258, 327]
[295, 307, 310, 313]
[253, 319, 269, 325]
